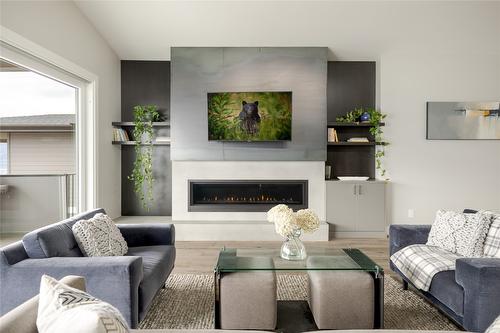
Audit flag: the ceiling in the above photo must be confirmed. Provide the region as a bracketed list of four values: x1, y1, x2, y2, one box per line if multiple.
[74, 1, 500, 61]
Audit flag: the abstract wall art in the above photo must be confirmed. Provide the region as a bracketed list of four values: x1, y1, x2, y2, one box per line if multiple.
[426, 101, 500, 140]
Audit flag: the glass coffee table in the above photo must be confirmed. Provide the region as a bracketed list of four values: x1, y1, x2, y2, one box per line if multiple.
[214, 247, 384, 332]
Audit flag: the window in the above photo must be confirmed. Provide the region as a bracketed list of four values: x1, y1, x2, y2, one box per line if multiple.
[0, 133, 8, 175]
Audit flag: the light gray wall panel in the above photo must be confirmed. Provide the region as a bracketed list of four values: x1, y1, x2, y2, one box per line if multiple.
[171, 47, 327, 161]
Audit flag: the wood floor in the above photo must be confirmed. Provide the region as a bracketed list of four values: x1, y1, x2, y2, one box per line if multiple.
[0, 234, 392, 276]
[173, 238, 391, 275]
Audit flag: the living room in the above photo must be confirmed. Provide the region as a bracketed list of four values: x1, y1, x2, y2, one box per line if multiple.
[0, 1, 499, 333]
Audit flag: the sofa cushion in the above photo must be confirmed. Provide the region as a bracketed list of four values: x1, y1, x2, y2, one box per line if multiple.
[126, 245, 176, 320]
[23, 209, 105, 258]
[429, 270, 464, 317]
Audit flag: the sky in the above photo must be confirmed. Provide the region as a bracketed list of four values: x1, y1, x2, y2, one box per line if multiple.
[0, 71, 76, 118]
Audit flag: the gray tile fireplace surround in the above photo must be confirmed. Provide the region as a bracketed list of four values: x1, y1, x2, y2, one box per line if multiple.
[170, 47, 328, 162]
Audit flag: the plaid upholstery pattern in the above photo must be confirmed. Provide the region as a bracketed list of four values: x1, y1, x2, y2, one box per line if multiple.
[483, 212, 500, 258]
[390, 244, 461, 291]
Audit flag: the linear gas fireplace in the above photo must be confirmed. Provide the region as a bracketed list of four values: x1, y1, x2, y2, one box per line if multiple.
[188, 180, 308, 212]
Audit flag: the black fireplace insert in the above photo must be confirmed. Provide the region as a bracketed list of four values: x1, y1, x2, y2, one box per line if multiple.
[188, 180, 308, 212]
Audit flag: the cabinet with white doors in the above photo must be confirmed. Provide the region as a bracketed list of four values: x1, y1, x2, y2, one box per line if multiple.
[326, 180, 386, 237]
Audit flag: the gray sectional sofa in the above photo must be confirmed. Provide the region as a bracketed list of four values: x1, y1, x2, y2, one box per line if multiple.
[0, 276, 467, 333]
[390, 224, 500, 332]
[0, 208, 176, 328]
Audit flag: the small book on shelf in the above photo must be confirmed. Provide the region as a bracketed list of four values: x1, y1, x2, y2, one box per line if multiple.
[327, 128, 339, 142]
[113, 128, 130, 142]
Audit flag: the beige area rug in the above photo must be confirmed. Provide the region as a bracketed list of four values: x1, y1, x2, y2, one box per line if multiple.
[140, 274, 459, 330]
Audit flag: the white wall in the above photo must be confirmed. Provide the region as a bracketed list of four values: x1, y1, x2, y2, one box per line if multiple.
[75, 0, 500, 224]
[4, 1, 498, 224]
[0, 1, 122, 218]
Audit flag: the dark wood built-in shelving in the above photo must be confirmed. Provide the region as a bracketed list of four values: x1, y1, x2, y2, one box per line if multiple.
[327, 141, 387, 146]
[327, 122, 385, 127]
[112, 141, 170, 146]
[112, 121, 170, 127]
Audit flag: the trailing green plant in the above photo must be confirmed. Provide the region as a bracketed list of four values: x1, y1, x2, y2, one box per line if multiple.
[128, 105, 161, 209]
[336, 107, 389, 178]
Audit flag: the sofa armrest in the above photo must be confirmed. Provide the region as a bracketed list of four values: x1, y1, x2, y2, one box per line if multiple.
[456, 257, 500, 332]
[389, 224, 431, 256]
[0, 276, 85, 333]
[0, 256, 143, 328]
[118, 224, 175, 247]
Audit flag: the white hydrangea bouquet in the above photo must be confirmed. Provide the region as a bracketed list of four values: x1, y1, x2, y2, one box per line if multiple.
[267, 204, 320, 260]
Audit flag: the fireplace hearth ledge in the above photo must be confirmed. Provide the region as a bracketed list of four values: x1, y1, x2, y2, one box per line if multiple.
[115, 216, 329, 241]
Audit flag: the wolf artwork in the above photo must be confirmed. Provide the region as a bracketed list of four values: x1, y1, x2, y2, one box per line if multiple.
[239, 101, 261, 135]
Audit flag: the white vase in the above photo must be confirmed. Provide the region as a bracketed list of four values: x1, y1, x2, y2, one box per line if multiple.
[280, 229, 307, 261]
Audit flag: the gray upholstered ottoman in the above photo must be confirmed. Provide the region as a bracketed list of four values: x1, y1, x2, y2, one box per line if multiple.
[307, 261, 375, 329]
[220, 264, 277, 330]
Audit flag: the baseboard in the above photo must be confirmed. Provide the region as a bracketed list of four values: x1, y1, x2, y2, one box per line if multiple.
[332, 231, 388, 238]
[174, 220, 329, 241]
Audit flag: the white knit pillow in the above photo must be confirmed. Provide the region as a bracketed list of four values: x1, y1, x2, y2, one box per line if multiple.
[426, 210, 492, 257]
[37, 275, 129, 333]
[72, 213, 128, 257]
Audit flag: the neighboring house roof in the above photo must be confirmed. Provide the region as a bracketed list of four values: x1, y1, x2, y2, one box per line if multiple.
[0, 114, 75, 132]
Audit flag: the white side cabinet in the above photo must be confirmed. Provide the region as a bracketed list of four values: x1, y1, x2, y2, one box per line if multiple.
[326, 181, 386, 237]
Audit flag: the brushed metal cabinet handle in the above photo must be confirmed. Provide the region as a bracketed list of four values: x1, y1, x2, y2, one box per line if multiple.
[353, 185, 357, 195]
[358, 185, 362, 195]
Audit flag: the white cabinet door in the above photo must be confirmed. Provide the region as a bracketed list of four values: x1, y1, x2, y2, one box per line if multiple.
[326, 181, 358, 232]
[356, 182, 386, 232]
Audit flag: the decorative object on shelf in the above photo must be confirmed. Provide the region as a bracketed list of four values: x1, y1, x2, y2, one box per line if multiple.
[267, 204, 320, 261]
[337, 176, 370, 181]
[155, 136, 171, 143]
[128, 105, 161, 210]
[427, 101, 500, 140]
[336, 107, 388, 178]
[360, 111, 371, 122]
[347, 137, 369, 143]
[325, 165, 332, 180]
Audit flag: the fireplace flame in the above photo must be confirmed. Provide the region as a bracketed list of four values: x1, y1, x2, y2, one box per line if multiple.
[199, 195, 297, 204]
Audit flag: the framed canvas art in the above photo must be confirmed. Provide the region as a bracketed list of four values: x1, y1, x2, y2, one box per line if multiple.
[427, 101, 500, 140]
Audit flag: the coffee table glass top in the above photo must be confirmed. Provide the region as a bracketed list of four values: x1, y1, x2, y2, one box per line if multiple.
[215, 248, 382, 273]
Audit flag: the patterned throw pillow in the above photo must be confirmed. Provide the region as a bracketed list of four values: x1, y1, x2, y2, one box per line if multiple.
[426, 210, 492, 257]
[483, 211, 500, 258]
[72, 213, 128, 257]
[37, 275, 129, 333]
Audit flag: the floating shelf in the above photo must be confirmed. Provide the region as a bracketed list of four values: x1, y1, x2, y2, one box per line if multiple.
[112, 141, 170, 146]
[327, 141, 387, 146]
[327, 122, 385, 127]
[112, 122, 170, 127]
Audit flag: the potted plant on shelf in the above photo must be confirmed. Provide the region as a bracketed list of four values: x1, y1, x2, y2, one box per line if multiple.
[336, 107, 389, 178]
[128, 105, 161, 210]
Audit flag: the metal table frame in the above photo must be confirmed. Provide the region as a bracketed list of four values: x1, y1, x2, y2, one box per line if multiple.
[213, 248, 384, 331]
